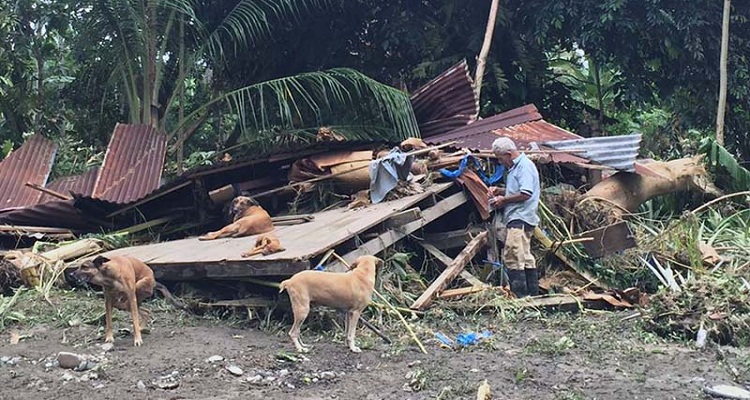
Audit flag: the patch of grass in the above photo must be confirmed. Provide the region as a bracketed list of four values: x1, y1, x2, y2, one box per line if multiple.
[524, 334, 576, 357]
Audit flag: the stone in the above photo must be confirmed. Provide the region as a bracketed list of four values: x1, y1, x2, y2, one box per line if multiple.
[320, 371, 336, 379]
[226, 365, 243, 376]
[136, 380, 147, 390]
[100, 343, 114, 352]
[246, 375, 263, 384]
[56, 352, 85, 370]
[61, 372, 75, 382]
[703, 384, 750, 400]
[206, 355, 224, 363]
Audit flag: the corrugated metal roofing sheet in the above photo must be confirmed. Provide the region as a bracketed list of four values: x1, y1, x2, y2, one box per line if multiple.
[0, 134, 57, 211]
[92, 124, 167, 203]
[40, 167, 99, 203]
[543, 134, 642, 171]
[0, 199, 105, 231]
[410, 59, 479, 138]
[425, 104, 588, 164]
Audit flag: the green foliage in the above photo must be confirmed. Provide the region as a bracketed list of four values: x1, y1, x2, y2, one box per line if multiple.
[699, 137, 750, 192]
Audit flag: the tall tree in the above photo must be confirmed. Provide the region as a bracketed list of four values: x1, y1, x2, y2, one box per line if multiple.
[716, 0, 731, 146]
[72, 0, 419, 168]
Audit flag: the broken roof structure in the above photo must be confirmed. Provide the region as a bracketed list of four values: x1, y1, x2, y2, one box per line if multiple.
[0, 134, 57, 211]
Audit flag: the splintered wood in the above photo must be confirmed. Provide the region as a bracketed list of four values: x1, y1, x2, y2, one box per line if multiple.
[410, 231, 488, 310]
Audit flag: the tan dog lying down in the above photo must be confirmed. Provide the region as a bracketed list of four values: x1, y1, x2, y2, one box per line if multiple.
[241, 234, 285, 258]
[71, 256, 155, 347]
[199, 196, 274, 240]
[279, 255, 382, 353]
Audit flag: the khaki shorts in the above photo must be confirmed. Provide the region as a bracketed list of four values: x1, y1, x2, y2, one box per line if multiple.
[502, 227, 535, 271]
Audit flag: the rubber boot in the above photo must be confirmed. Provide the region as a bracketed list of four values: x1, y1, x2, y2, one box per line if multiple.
[507, 269, 528, 298]
[525, 268, 539, 297]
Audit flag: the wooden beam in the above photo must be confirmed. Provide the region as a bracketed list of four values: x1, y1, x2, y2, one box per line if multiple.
[410, 231, 488, 310]
[418, 241, 487, 288]
[382, 208, 421, 229]
[24, 182, 71, 200]
[198, 298, 275, 308]
[326, 191, 468, 271]
[533, 227, 610, 290]
[438, 286, 489, 299]
[97, 260, 312, 281]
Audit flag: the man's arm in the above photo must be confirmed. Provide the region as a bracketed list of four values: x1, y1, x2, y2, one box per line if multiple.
[489, 192, 530, 208]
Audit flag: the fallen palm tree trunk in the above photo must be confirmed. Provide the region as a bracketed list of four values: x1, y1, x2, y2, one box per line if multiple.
[576, 156, 722, 231]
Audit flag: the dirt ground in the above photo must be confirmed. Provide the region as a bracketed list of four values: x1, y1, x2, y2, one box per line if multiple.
[1, 291, 748, 400]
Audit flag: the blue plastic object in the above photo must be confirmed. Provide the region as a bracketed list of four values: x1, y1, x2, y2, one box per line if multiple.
[434, 332, 454, 347]
[439, 155, 505, 185]
[313, 264, 325, 271]
[455, 331, 493, 346]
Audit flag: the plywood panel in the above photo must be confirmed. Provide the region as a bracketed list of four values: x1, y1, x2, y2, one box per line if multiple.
[104, 182, 454, 278]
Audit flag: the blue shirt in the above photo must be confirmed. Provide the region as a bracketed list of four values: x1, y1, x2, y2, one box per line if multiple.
[502, 153, 540, 227]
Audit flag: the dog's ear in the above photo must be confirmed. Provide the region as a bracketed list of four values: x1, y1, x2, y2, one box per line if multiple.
[92, 256, 110, 268]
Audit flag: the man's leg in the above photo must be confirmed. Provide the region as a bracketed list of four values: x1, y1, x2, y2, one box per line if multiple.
[522, 228, 539, 296]
[502, 227, 527, 297]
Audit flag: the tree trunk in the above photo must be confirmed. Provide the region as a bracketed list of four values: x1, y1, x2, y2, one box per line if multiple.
[716, 0, 731, 146]
[177, 18, 186, 173]
[474, 0, 500, 101]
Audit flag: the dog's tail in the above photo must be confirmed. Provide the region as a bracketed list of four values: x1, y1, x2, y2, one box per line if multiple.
[154, 282, 192, 312]
[278, 279, 289, 294]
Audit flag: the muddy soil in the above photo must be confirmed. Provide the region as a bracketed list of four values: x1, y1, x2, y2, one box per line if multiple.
[1, 293, 747, 400]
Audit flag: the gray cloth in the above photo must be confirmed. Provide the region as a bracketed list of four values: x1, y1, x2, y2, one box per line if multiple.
[369, 147, 414, 204]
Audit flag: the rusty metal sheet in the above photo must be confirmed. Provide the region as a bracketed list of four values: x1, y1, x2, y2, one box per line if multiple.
[410, 59, 479, 138]
[92, 124, 167, 203]
[40, 167, 99, 203]
[425, 104, 586, 163]
[0, 199, 105, 232]
[0, 134, 57, 211]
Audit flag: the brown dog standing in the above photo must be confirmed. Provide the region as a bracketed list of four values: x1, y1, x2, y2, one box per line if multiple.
[199, 196, 274, 240]
[278, 255, 382, 353]
[71, 256, 155, 347]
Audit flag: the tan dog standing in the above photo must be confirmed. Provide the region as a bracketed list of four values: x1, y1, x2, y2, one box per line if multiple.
[199, 196, 274, 240]
[71, 256, 155, 347]
[279, 255, 382, 353]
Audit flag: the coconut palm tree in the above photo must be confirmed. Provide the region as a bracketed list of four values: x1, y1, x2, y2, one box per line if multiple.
[75, 0, 419, 168]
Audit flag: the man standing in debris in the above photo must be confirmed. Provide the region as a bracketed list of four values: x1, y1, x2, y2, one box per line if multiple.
[488, 137, 540, 297]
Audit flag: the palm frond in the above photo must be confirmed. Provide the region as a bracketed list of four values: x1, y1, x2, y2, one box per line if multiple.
[176, 68, 419, 148]
[699, 137, 750, 192]
[199, 0, 334, 59]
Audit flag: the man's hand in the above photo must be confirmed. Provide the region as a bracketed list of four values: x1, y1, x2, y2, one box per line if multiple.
[489, 195, 505, 208]
[488, 186, 505, 196]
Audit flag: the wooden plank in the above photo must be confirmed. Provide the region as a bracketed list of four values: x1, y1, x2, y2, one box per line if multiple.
[149, 260, 310, 281]
[326, 191, 468, 271]
[382, 208, 422, 229]
[533, 227, 610, 290]
[198, 298, 275, 308]
[103, 182, 455, 278]
[410, 231, 488, 310]
[418, 241, 487, 288]
[438, 286, 488, 299]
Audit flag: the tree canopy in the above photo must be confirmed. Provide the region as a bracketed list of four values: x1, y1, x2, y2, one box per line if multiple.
[1, 0, 748, 172]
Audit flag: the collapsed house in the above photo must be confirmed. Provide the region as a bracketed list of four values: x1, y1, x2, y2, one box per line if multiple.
[0, 60, 729, 318]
